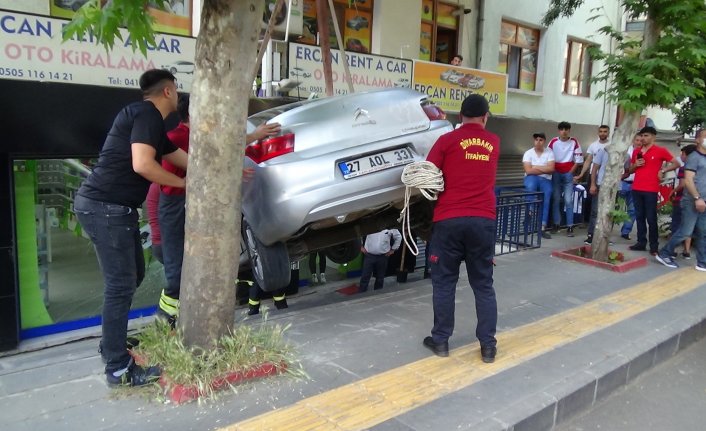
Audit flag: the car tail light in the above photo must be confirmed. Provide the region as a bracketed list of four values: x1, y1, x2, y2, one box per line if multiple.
[245, 133, 295, 163]
[422, 102, 446, 121]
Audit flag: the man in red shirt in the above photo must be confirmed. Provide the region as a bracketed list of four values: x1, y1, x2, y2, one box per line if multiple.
[627, 126, 680, 254]
[422, 94, 499, 363]
[157, 94, 191, 323]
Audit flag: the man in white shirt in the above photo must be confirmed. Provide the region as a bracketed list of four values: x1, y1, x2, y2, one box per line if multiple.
[522, 132, 555, 238]
[358, 228, 402, 292]
[575, 125, 610, 183]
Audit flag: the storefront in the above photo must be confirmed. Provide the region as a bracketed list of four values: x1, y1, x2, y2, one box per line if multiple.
[0, 5, 196, 350]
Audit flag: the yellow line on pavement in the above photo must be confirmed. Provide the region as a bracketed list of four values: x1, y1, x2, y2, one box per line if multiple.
[222, 269, 704, 431]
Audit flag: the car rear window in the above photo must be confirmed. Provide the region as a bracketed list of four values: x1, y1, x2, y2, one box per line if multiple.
[248, 99, 309, 126]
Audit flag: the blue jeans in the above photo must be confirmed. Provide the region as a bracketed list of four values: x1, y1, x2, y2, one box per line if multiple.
[660, 200, 706, 265]
[552, 172, 574, 226]
[619, 181, 635, 236]
[73, 195, 144, 374]
[524, 175, 552, 227]
[632, 190, 659, 251]
[158, 193, 186, 303]
[428, 217, 497, 348]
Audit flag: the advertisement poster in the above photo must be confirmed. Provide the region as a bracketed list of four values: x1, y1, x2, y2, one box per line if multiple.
[419, 22, 432, 61]
[0, 11, 196, 91]
[343, 8, 370, 53]
[288, 42, 412, 98]
[412, 60, 507, 115]
[49, 0, 192, 36]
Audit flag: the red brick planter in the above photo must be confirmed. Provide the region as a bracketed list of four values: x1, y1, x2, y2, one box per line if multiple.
[130, 350, 287, 404]
[552, 246, 647, 273]
[161, 361, 287, 404]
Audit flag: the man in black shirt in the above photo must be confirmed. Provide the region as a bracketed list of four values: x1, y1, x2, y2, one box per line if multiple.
[74, 69, 188, 386]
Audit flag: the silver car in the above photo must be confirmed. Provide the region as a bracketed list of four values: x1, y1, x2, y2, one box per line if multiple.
[242, 88, 452, 290]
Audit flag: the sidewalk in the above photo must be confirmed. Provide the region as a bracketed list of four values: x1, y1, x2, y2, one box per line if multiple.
[1, 225, 705, 431]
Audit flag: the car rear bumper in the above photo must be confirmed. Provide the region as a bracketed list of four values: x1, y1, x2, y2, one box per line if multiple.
[241, 124, 450, 245]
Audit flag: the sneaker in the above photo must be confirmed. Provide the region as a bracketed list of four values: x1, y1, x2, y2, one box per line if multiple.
[106, 358, 161, 387]
[311, 273, 318, 284]
[682, 252, 692, 260]
[319, 273, 327, 283]
[541, 231, 552, 239]
[584, 236, 592, 245]
[567, 227, 575, 237]
[695, 263, 706, 272]
[621, 234, 631, 240]
[629, 243, 646, 251]
[655, 253, 679, 269]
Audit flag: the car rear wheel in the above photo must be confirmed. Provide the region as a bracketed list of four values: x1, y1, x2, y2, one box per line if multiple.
[323, 239, 362, 264]
[242, 220, 290, 292]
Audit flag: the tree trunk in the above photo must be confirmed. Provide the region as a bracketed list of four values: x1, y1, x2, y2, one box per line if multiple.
[179, 0, 264, 349]
[591, 14, 661, 261]
[592, 111, 641, 261]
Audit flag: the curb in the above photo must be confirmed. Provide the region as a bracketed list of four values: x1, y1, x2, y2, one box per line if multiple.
[484, 303, 706, 430]
[162, 362, 287, 404]
[552, 246, 647, 273]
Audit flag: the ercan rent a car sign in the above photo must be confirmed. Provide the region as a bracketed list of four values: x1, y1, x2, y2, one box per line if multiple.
[0, 10, 196, 91]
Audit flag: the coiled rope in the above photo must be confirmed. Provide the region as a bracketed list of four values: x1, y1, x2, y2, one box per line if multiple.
[398, 161, 444, 256]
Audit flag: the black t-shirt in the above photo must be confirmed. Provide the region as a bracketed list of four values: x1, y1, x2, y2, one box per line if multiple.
[78, 100, 178, 208]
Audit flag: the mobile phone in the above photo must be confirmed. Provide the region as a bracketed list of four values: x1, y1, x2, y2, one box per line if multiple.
[636, 152, 643, 159]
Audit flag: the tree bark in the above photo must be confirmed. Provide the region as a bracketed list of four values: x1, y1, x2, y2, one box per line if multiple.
[591, 14, 661, 261]
[179, 0, 264, 349]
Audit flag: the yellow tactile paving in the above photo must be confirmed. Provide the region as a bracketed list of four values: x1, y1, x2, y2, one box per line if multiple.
[222, 269, 705, 431]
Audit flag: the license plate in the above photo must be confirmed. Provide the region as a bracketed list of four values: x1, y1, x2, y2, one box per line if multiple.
[338, 147, 416, 179]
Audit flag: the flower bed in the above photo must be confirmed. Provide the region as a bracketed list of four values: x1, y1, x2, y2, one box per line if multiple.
[551, 245, 647, 273]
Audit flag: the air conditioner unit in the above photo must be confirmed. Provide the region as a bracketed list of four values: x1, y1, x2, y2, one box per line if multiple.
[262, 0, 304, 38]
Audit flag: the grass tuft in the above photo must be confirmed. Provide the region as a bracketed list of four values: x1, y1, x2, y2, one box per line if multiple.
[131, 310, 308, 401]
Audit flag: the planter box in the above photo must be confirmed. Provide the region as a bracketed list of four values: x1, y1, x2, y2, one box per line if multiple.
[162, 361, 287, 404]
[130, 350, 287, 404]
[552, 246, 647, 273]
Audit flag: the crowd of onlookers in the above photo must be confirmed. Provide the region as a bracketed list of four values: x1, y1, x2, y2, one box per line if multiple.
[522, 121, 706, 269]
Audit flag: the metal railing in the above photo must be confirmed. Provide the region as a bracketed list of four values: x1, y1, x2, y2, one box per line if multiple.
[495, 188, 543, 256]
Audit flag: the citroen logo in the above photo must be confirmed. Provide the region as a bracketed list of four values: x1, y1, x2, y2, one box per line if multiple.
[353, 108, 376, 126]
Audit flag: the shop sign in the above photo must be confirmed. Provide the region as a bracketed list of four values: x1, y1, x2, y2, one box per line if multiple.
[0, 10, 196, 91]
[412, 60, 508, 115]
[288, 42, 413, 97]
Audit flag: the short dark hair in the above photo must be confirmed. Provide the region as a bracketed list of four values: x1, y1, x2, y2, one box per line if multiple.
[558, 121, 571, 130]
[639, 126, 657, 135]
[599, 124, 610, 130]
[139, 69, 176, 97]
[177, 94, 190, 122]
[453, 54, 463, 61]
[682, 144, 697, 156]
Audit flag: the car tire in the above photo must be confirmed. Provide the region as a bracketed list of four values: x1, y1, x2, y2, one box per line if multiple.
[170, 67, 177, 74]
[242, 220, 290, 292]
[323, 239, 362, 264]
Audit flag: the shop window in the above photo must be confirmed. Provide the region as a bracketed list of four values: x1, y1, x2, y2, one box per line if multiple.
[13, 159, 163, 335]
[300, 0, 374, 54]
[564, 39, 593, 97]
[420, 0, 459, 63]
[497, 20, 539, 91]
